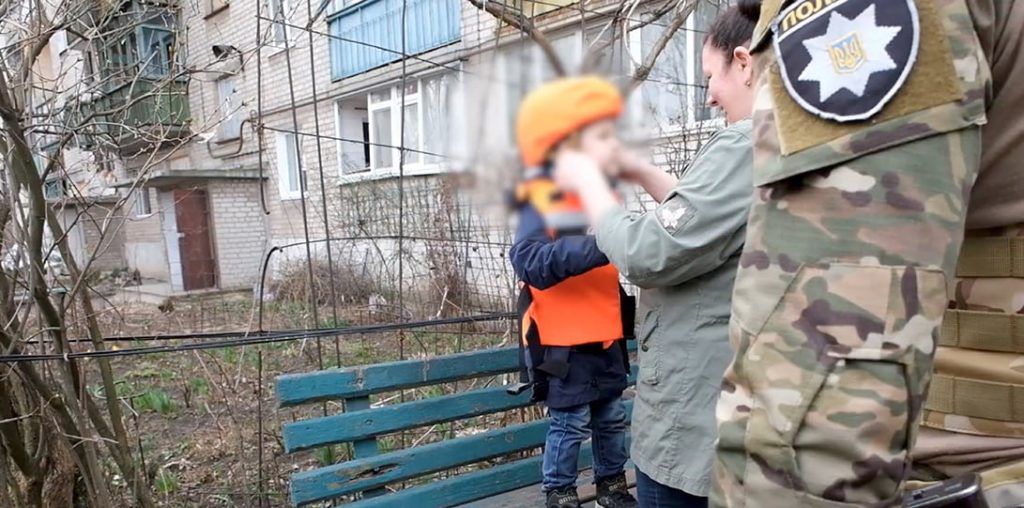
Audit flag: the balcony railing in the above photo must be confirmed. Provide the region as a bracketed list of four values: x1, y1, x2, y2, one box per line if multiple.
[74, 79, 190, 152]
[327, 0, 461, 80]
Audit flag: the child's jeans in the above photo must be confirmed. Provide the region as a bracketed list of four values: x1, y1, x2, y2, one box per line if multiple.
[542, 397, 628, 492]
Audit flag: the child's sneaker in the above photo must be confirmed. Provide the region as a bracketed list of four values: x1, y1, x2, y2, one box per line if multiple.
[595, 473, 637, 508]
[545, 486, 581, 508]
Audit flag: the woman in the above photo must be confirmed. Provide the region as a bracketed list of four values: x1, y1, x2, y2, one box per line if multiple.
[551, 6, 758, 507]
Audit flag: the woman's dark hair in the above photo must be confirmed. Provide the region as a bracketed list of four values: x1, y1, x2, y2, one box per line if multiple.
[703, 1, 761, 64]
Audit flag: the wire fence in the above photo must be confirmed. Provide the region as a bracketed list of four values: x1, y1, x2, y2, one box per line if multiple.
[0, 0, 729, 505]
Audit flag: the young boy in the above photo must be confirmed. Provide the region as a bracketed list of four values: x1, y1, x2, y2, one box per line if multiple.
[510, 77, 637, 508]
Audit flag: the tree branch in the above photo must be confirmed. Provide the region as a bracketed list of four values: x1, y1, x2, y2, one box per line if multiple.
[21, 22, 62, 89]
[581, 0, 681, 74]
[466, 0, 566, 77]
[622, 0, 698, 96]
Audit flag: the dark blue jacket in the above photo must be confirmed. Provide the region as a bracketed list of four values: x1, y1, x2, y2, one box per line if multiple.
[510, 198, 629, 409]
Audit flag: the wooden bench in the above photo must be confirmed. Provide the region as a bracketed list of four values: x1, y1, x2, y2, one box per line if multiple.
[276, 345, 636, 507]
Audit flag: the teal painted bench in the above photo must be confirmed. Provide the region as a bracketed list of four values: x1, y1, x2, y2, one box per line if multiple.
[276, 345, 636, 507]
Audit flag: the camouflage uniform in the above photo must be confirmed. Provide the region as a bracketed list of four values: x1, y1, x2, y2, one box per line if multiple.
[710, 0, 1024, 506]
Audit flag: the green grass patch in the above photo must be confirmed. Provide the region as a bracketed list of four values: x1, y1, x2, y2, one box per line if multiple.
[135, 389, 176, 415]
[154, 469, 179, 495]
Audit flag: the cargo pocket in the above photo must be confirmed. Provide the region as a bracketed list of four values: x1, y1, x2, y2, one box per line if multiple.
[742, 262, 947, 506]
[637, 309, 660, 386]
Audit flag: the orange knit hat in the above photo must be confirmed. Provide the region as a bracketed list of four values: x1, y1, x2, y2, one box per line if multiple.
[516, 77, 624, 167]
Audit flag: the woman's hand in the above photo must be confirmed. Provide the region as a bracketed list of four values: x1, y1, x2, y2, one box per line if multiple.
[552, 149, 604, 192]
[616, 149, 678, 203]
[616, 149, 655, 183]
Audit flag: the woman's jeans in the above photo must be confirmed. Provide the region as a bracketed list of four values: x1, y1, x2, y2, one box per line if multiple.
[542, 397, 628, 491]
[635, 467, 707, 508]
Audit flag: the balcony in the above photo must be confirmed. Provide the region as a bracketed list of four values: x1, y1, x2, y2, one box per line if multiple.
[327, 0, 461, 80]
[75, 79, 190, 153]
[68, 1, 190, 152]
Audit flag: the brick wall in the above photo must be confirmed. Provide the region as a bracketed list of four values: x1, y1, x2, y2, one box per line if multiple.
[208, 180, 268, 289]
[58, 203, 129, 273]
[79, 205, 129, 273]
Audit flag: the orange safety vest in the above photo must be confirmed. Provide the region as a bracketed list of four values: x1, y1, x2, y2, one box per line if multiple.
[515, 177, 625, 348]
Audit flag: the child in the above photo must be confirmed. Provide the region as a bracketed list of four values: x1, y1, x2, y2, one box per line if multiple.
[510, 77, 637, 508]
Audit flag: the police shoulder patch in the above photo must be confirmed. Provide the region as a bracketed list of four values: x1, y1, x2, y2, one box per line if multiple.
[772, 0, 920, 123]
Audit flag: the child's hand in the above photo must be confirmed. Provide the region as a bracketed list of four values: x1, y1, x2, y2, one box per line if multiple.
[552, 149, 603, 192]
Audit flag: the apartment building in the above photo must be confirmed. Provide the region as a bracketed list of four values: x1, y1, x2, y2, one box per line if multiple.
[35, 0, 725, 300]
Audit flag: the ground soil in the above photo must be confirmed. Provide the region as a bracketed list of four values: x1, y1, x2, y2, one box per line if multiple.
[74, 294, 514, 507]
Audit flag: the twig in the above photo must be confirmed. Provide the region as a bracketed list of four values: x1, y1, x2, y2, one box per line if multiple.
[466, 0, 566, 76]
[623, 0, 699, 95]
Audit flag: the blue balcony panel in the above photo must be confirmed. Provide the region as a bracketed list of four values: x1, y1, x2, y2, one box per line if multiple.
[329, 0, 461, 81]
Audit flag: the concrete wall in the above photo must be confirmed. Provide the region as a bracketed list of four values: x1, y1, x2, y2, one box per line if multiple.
[124, 201, 170, 282]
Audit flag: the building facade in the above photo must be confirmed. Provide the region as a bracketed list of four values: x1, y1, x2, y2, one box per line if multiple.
[40, 0, 726, 302]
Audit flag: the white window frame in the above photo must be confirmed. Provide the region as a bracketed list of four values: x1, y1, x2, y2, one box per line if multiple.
[339, 71, 462, 184]
[267, 0, 296, 52]
[134, 188, 153, 217]
[216, 77, 242, 140]
[367, 82, 423, 173]
[626, 6, 725, 137]
[497, 31, 584, 151]
[333, 100, 371, 176]
[502, 30, 585, 95]
[276, 130, 305, 200]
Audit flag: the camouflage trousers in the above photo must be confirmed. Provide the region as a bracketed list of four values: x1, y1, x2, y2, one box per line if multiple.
[711, 128, 982, 507]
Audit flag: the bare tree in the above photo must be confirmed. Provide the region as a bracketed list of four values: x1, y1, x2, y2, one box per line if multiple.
[0, 0, 216, 503]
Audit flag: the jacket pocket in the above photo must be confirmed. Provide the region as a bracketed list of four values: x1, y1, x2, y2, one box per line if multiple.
[742, 262, 946, 505]
[637, 309, 661, 386]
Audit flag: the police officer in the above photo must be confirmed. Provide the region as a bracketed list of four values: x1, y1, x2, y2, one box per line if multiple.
[712, 0, 1024, 507]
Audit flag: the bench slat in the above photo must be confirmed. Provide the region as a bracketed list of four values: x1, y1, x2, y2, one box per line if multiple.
[290, 399, 636, 505]
[277, 347, 520, 407]
[292, 420, 546, 505]
[284, 365, 639, 453]
[349, 448, 587, 508]
[352, 453, 554, 507]
[344, 437, 632, 508]
[343, 452, 551, 507]
[284, 387, 532, 453]
[284, 366, 639, 453]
